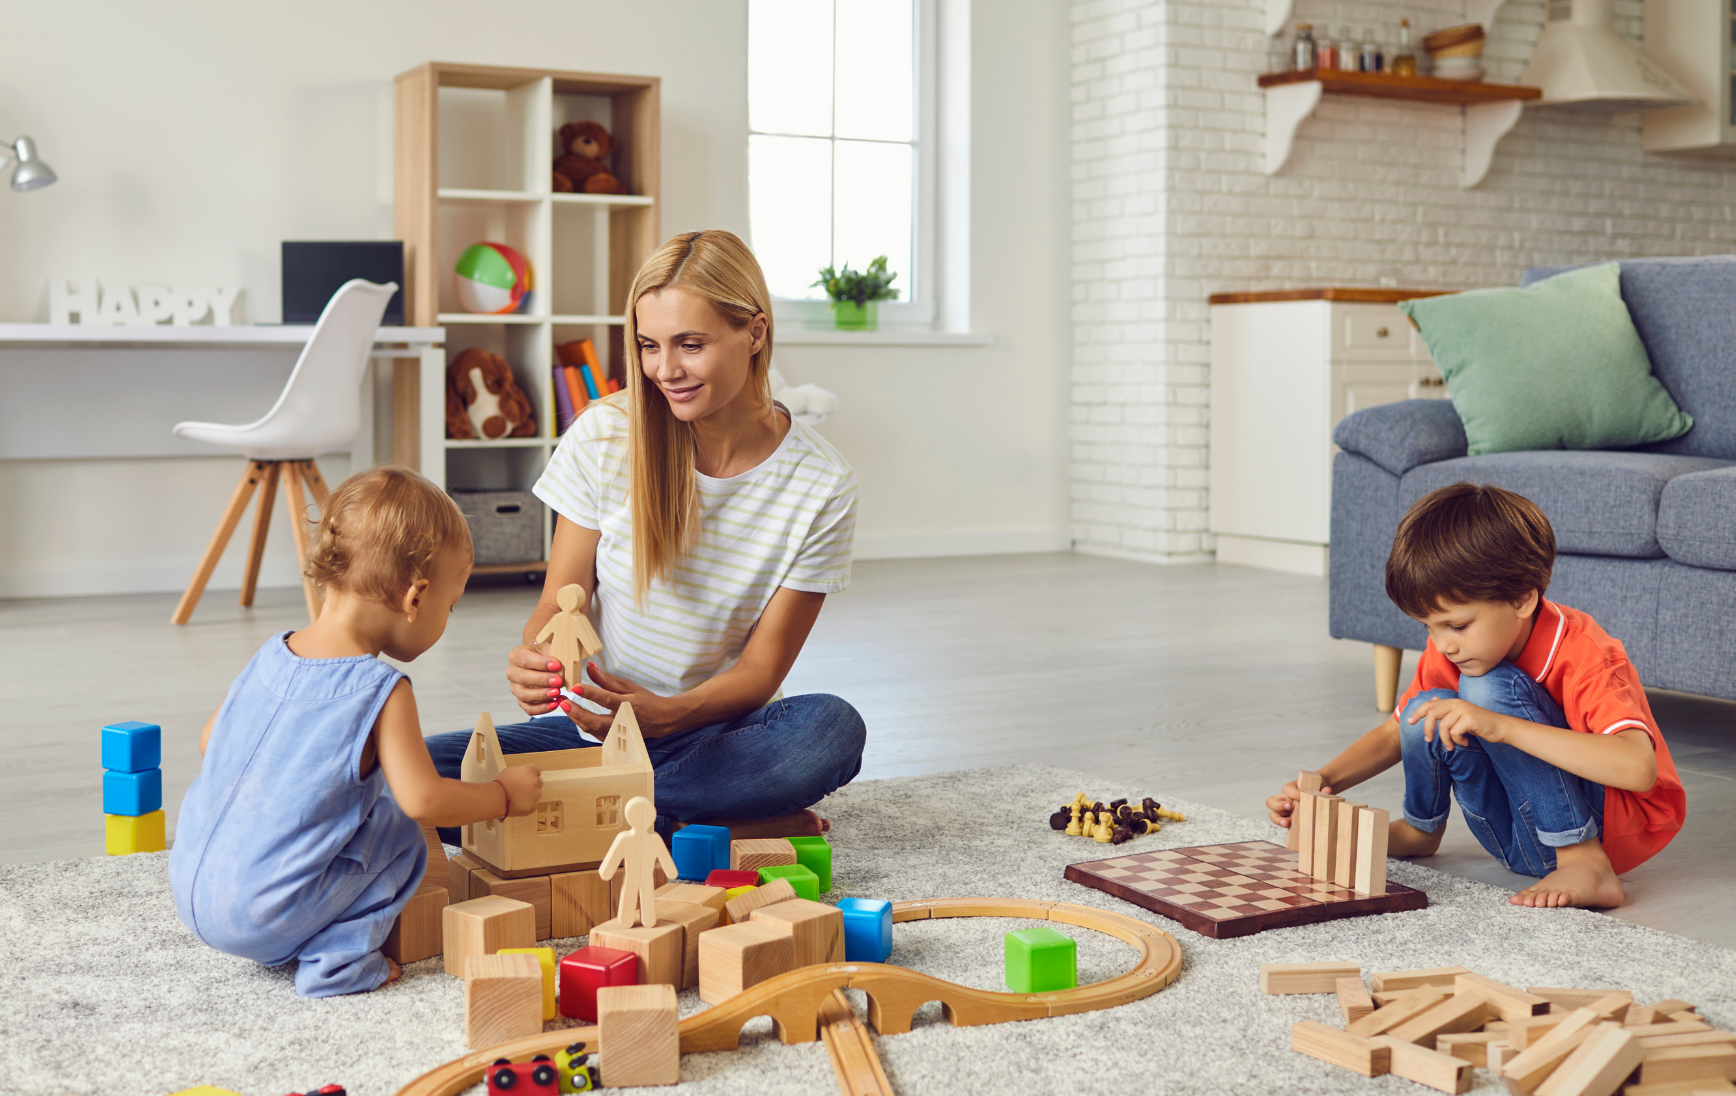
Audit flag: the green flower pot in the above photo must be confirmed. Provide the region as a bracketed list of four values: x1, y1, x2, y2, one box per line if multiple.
[830, 299, 879, 331]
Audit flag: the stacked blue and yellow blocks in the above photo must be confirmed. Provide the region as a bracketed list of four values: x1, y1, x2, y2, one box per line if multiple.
[102, 721, 165, 854]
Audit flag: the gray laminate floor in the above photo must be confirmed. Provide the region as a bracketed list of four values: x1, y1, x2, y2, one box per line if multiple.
[4, 553, 1731, 946]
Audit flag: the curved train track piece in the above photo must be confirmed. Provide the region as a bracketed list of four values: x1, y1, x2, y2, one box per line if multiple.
[395, 898, 1183, 1096]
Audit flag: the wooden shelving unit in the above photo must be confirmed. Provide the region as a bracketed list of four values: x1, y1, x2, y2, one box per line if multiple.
[1258, 68, 1540, 187]
[393, 62, 661, 574]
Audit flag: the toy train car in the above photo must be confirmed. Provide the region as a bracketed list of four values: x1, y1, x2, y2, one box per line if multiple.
[486, 1047, 599, 1095]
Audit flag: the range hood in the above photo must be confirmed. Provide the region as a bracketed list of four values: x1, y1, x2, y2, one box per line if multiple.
[1518, 0, 1695, 112]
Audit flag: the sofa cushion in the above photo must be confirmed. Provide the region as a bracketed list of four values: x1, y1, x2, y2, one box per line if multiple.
[1332, 399, 1469, 477]
[1399, 451, 1732, 559]
[1657, 466, 1736, 570]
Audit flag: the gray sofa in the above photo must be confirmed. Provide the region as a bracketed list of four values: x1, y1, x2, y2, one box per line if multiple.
[1329, 256, 1736, 707]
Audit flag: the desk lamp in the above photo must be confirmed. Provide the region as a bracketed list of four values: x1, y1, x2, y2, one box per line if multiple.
[2, 136, 55, 191]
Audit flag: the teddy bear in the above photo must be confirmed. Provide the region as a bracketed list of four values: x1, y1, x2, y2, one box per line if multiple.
[552, 121, 622, 194]
[445, 347, 538, 439]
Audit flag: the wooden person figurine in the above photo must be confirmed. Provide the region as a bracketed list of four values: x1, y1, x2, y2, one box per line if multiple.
[598, 795, 676, 929]
[536, 584, 604, 692]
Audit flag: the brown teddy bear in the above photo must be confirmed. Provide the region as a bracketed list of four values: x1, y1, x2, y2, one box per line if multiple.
[552, 121, 622, 194]
[445, 347, 538, 439]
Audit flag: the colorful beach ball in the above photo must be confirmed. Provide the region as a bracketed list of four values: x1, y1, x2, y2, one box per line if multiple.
[454, 242, 532, 314]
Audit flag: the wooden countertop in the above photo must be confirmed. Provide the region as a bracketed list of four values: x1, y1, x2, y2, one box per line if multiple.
[1207, 288, 1453, 305]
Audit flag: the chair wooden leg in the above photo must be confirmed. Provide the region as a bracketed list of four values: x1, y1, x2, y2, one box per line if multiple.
[298, 459, 330, 508]
[238, 462, 282, 608]
[282, 463, 323, 623]
[1374, 644, 1403, 713]
[171, 461, 268, 625]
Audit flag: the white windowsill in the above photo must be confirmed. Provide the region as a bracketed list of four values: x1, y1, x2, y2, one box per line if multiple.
[777, 328, 993, 346]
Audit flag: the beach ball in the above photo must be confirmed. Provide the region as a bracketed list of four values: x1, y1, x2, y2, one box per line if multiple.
[455, 242, 532, 314]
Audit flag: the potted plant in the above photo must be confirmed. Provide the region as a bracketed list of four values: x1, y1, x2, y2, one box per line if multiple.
[813, 256, 900, 331]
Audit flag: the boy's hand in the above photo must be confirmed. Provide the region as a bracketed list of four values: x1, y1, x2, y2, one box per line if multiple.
[1266, 777, 1334, 829]
[1407, 698, 1507, 751]
[497, 765, 543, 817]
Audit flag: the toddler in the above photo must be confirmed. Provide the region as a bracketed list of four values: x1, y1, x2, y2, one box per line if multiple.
[170, 466, 542, 996]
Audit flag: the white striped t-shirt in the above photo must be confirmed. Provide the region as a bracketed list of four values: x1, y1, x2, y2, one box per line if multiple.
[532, 396, 857, 696]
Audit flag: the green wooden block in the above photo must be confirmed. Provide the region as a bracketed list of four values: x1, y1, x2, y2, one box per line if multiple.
[1004, 926, 1076, 993]
[756, 863, 819, 901]
[787, 835, 832, 892]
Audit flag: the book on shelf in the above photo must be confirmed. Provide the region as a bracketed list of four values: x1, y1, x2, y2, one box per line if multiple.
[578, 363, 602, 400]
[606, 378, 621, 394]
[552, 364, 575, 432]
[559, 364, 588, 418]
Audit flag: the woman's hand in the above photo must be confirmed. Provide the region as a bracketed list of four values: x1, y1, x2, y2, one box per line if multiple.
[508, 642, 566, 717]
[560, 662, 686, 740]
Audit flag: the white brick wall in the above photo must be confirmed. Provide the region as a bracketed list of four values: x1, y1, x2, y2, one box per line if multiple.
[1070, 0, 1736, 563]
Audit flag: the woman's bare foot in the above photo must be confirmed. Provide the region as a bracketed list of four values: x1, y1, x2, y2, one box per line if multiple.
[384, 957, 403, 984]
[693, 809, 828, 840]
[1511, 840, 1623, 908]
[1387, 817, 1444, 858]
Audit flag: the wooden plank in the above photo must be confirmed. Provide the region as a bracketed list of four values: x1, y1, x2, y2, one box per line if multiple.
[1288, 770, 1324, 850]
[1256, 66, 1543, 105]
[1209, 288, 1453, 306]
[1346, 985, 1451, 1039]
[1639, 1032, 1736, 1052]
[1438, 1031, 1505, 1068]
[1542, 1025, 1643, 1096]
[1338, 976, 1375, 1024]
[1374, 1035, 1475, 1093]
[1293, 1020, 1391, 1077]
[1532, 988, 1633, 1012]
[1457, 972, 1553, 1023]
[1621, 1080, 1734, 1095]
[1354, 806, 1390, 895]
[1503, 1009, 1604, 1095]
[1386, 991, 1491, 1049]
[819, 989, 895, 1096]
[1332, 799, 1363, 888]
[1637, 1045, 1736, 1085]
[1295, 790, 1320, 875]
[1372, 966, 1472, 994]
[1260, 961, 1361, 995]
[1311, 794, 1342, 882]
[1510, 1014, 1574, 1050]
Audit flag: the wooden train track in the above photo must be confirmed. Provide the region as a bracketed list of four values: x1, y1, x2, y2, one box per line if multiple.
[395, 898, 1183, 1096]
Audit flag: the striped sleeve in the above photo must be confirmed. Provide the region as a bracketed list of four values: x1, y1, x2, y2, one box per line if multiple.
[783, 470, 857, 594]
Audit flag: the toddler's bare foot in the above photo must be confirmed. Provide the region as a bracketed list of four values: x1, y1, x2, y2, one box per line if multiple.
[1387, 817, 1444, 858]
[384, 957, 403, 984]
[1511, 841, 1623, 908]
[694, 809, 827, 840]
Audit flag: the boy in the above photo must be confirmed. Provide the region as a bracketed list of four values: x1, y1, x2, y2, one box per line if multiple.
[1266, 483, 1684, 908]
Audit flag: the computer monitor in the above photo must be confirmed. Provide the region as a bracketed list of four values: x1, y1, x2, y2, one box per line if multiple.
[281, 241, 406, 325]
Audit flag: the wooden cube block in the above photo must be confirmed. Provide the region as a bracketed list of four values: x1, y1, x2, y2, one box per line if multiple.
[655, 881, 727, 915]
[1338, 976, 1376, 1024]
[419, 822, 450, 882]
[1292, 1020, 1390, 1077]
[442, 895, 535, 977]
[698, 921, 795, 1004]
[1386, 991, 1490, 1050]
[591, 917, 684, 987]
[470, 869, 551, 941]
[730, 837, 796, 872]
[448, 850, 485, 903]
[1346, 986, 1451, 1039]
[1260, 960, 1360, 995]
[723, 876, 798, 925]
[1373, 1035, 1474, 1094]
[1457, 972, 1552, 1023]
[499, 946, 557, 1021]
[654, 898, 720, 990]
[464, 952, 543, 1049]
[1371, 966, 1472, 994]
[383, 881, 448, 964]
[598, 984, 679, 1087]
[748, 898, 844, 970]
[551, 869, 612, 938]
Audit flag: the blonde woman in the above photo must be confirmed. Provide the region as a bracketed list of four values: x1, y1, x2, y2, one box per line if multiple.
[428, 231, 863, 840]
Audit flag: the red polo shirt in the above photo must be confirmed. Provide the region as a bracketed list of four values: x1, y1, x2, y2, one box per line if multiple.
[1396, 599, 1685, 874]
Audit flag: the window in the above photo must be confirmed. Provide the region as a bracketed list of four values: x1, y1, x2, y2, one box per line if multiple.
[536, 800, 564, 835]
[748, 0, 935, 323]
[595, 795, 621, 827]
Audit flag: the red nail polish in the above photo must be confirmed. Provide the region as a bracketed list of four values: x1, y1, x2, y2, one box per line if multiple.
[559, 699, 571, 712]
[548, 661, 560, 670]
[548, 688, 559, 698]
[574, 685, 583, 697]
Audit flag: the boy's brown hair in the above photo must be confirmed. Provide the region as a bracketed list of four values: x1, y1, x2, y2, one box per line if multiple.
[305, 466, 471, 605]
[1385, 482, 1555, 618]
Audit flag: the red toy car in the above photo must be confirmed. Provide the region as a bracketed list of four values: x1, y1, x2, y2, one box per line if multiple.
[486, 1055, 559, 1095]
[283, 1087, 345, 1096]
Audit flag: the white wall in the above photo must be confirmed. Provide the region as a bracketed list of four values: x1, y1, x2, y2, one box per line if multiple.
[1070, 0, 1736, 563]
[0, 0, 1072, 598]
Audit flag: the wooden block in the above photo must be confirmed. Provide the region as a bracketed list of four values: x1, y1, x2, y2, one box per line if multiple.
[383, 882, 448, 964]
[1490, 1041, 1516, 1072]
[722, 876, 798, 925]
[1312, 794, 1343, 882]
[1539, 1024, 1622, 1096]
[498, 946, 557, 1021]
[448, 850, 485, 903]
[1440, 1032, 1505, 1068]
[463, 952, 543, 1049]
[698, 921, 796, 1004]
[597, 983, 679, 1087]
[1373, 966, 1473, 993]
[1504, 1008, 1604, 1095]
[1338, 976, 1376, 1024]
[1622, 1081, 1736, 1096]
[1374, 1035, 1475, 1093]
[1260, 961, 1361, 995]
[1541, 1024, 1642, 1096]
[1289, 770, 1324, 851]
[550, 869, 612, 938]
[470, 869, 551, 941]
[1296, 790, 1321, 874]
[1583, 994, 1633, 1024]
[1332, 799, 1364, 887]
[1387, 991, 1491, 1049]
[1640, 1032, 1736, 1052]
[1458, 973, 1553, 1023]
[1352, 806, 1391, 896]
[442, 895, 535, 978]
[1510, 1014, 1574, 1050]
[1651, 1001, 1698, 1018]
[1533, 989, 1633, 1012]
[749, 898, 845, 970]
[654, 898, 719, 990]
[1293, 1020, 1391, 1077]
[591, 917, 684, 988]
[1633, 1023, 1717, 1039]
[1629, 1006, 1663, 1028]
[655, 881, 727, 915]
[1347, 985, 1452, 1039]
[1374, 990, 1405, 1006]
[730, 838, 797, 872]
[1637, 1045, 1736, 1085]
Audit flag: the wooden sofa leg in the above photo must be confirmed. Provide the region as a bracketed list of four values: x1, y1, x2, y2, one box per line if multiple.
[1373, 645, 1402, 713]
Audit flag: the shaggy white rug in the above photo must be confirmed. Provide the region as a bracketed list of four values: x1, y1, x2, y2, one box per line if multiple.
[3, 765, 1731, 1096]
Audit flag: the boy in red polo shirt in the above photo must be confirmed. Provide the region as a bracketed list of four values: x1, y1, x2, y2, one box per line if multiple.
[1266, 483, 1685, 908]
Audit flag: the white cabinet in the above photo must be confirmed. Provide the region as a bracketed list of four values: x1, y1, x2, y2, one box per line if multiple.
[1208, 292, 1447, 576]
[1643, 0, 1736, 154]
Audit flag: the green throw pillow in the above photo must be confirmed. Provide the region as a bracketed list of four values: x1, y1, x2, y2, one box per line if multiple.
[1399, 262, 1692, 456]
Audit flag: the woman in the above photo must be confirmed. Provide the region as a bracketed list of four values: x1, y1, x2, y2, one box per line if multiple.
[428, 230, 865, 840]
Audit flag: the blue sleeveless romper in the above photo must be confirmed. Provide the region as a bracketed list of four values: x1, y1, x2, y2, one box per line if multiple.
[169, 632, 426, 997]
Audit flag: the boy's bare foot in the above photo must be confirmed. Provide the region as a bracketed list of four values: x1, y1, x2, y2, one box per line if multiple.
[1387, 817, 1444, 858]
[1511, 840, 1623, 908]
[692, 809, 828, 840]
[384, 957, 403, 984]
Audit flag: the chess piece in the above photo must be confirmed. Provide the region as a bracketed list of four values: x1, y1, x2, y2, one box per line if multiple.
[1064, 803, 1082, 837]
[1049, 807, 1071, 831]
[535, 584, 605, 693]
[1110, 823, 1134, 845]
[598, 796, 678, 928]
[1093, 814, 1114, 843]
[1156, 807, 1186, 822]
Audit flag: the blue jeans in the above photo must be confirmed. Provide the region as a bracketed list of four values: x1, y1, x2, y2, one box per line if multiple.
[1400, 661, 1605, 878]
[425, 693, 866, 844]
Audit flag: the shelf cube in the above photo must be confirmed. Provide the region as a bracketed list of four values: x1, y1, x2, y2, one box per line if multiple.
[787, 834, 832, 892]
[106, 810, 166, 855]
[837, 897, 893, 963]
[1004, 926, 1076, 993]
[102, 768, 162, 817]
[558, 944, 638, 1021]
[499, 945, 557, 1020]
[755, 863, 819, 902]
[101, 720, 161, 773]
[671, 824, 732, 881]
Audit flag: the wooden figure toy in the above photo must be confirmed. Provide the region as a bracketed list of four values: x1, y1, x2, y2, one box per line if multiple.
[536, 583, 603, 690]
[599, 795, 677, 928]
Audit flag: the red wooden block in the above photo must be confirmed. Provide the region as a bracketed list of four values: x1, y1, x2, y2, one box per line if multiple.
[706, 869, 761, 889]
[557, 945, 638, 1021]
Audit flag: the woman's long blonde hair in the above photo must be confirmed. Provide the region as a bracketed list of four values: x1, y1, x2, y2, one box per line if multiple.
[623, 229, 775, 603]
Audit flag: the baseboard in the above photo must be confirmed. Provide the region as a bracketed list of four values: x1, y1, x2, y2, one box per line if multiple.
[0, 559, 307, 600]
[1072, 544, 1217, 566]
[853, 527, 1071, 561]
[1213, 534, 1329, 577]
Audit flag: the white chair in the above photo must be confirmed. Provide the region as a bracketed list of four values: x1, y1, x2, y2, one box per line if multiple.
[170, 279, 397, 625]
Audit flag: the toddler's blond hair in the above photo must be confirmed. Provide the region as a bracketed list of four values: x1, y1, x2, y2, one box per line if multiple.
[304, 466, 471, 605]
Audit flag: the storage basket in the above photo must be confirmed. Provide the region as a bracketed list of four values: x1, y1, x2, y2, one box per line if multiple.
[450, 490, 543, 565]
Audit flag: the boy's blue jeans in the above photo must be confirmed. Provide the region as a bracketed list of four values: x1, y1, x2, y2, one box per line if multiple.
[1400, 661, 1604, 878]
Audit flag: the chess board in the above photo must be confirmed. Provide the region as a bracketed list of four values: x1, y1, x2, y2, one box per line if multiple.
[1063, 840, 1426, 939]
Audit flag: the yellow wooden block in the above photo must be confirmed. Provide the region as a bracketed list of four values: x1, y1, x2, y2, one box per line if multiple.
[500, 946, 557, 1021]
[106, 810, 165, 855]
[721, 884, 757, 923]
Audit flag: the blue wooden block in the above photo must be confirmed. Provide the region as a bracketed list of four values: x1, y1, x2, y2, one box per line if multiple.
[102, 768, 162, 817]
[101, 721, 161, 774]
[837, 897, 893, 963]
[671, 824, 732, 881]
